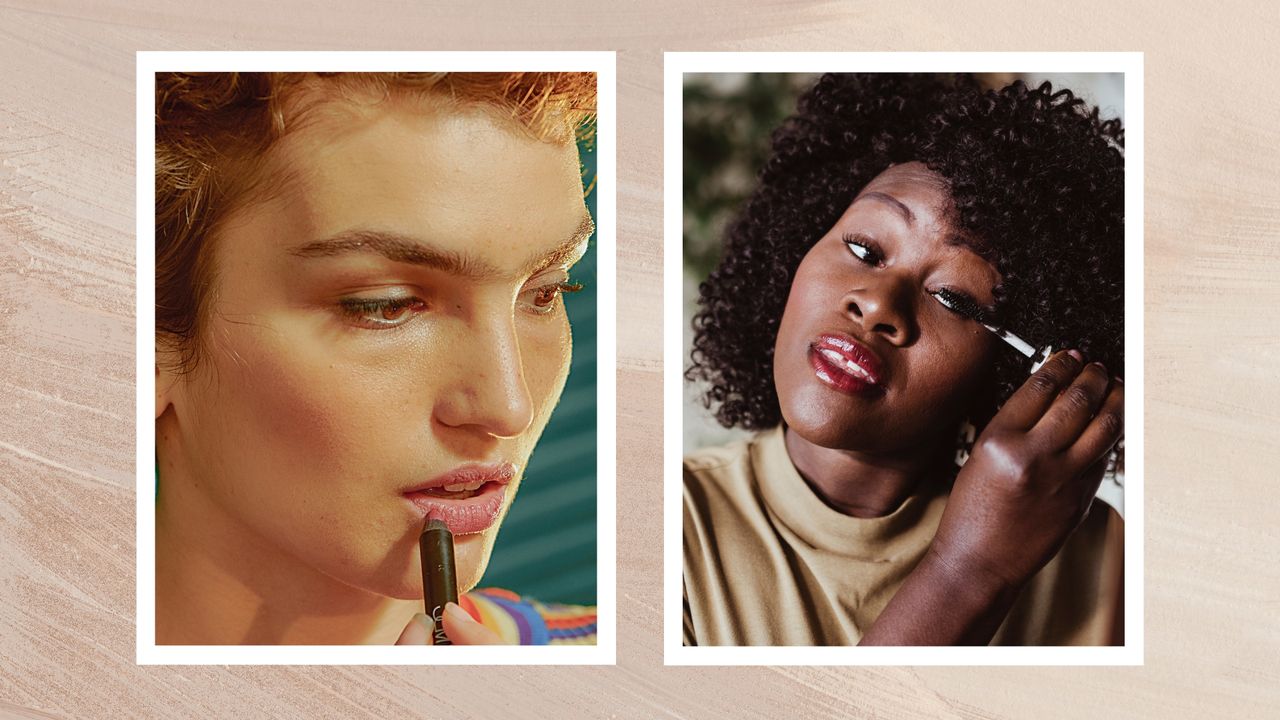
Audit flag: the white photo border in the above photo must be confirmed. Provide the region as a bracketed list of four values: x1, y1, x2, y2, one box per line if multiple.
[136, 51, 617, 665]
[664, 51, 1143, 666]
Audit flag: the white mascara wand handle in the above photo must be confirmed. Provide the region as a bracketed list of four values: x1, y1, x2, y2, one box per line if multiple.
[984, 323, 1053, 372]
[983, 323, 1039, 359]
[1027, 344, 1054, 373]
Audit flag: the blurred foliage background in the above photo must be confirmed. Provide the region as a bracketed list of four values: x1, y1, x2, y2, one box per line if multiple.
[682, 73, 818, 453]
[683, 73, 818, 281]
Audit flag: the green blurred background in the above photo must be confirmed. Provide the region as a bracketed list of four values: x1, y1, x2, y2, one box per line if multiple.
[682, 73, 818, 454]
[483, 132, 598, 606]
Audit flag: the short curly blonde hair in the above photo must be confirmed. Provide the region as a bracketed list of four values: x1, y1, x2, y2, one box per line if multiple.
[156, 71, 596, 371]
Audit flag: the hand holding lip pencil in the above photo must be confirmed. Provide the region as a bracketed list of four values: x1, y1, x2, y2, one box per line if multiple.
[394, 515, 506, 646]
[395, 602, 504, 645]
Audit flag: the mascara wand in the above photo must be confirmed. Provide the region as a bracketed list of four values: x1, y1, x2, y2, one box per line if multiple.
[932, 289, 1053, 371]
[936, 288, 1124, 511]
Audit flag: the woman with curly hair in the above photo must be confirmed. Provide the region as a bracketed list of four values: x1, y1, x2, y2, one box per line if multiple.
[155, 72, 598, 645]
[684, 74, 1126, 646]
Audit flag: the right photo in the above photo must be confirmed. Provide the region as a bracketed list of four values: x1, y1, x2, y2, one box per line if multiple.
[672, 57, 1139, 655]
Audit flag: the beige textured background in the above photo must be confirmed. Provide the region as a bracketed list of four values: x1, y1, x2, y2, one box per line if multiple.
[0, 1, 1276, 717]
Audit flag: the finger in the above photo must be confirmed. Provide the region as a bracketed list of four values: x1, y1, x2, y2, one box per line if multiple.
[994, 349, 1086, 430]
[1033, 362, 1111, 451]
[1067, 378, 1124, 470]
[395, 612, 434, 645]
[1074, 456, 1111, 525]
[441, 602, 505, 645]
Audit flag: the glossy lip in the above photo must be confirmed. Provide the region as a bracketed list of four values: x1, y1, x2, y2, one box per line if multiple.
[402, 463, 516, 535]
[808, 333, 885, 395]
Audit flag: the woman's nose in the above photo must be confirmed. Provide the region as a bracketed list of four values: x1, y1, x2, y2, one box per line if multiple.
[433, 318, 535, 439]
[844, 276, 916, 345]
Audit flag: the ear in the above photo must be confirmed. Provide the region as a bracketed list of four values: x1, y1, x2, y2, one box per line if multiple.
[156, 343, 181, 420]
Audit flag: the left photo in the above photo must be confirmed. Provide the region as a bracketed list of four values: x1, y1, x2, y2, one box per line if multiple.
[138, 54, 616, 663]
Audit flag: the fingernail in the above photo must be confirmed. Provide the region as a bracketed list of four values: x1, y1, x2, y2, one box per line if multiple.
[445, 602, 472, 624]
[1089, 361, 1106, 371]
[1067, 349, 1084, 362]
[413, 612, 434, 635]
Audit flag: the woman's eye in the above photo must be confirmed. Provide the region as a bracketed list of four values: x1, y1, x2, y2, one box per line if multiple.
[519, 281, 583, 315]
[337, 296, 428, 329]
[929, 287, 993, 323]
[843, 234, 882, 266]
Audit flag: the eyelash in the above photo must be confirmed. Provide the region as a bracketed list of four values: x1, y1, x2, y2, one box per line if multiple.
[843, 233, 884, 267]
[337, 280, 584, 330]
[522, 281, 584, 316]
[338, 296, 429, 329]
[842, 233, 989, 320]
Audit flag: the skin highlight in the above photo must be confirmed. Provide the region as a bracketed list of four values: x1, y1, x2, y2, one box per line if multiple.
[156, 98, 589, 645]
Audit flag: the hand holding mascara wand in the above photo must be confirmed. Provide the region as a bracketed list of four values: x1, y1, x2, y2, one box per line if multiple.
[932, 288, 1123, 487]
[862, 341, 1125, 645]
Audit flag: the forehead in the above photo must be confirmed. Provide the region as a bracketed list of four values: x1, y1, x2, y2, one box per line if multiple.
[262, 100, 586, 264]
[856, 162, 954, 223]
[850, 162, 995, 261]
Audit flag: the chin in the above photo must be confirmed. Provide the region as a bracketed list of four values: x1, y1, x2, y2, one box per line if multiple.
[368, 526, 498, 600]
[780, 387, 870, 449]
[783, 402, 923, 457]
[785, 414, 864, 451]
[451, 531, 495, 593]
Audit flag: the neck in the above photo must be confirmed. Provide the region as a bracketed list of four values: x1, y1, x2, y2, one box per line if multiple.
[155, 429, 417, 645]
[782, 425, 952, 518]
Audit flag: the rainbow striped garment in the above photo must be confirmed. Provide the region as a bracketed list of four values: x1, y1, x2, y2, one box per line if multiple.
[461, 588, 597, 645]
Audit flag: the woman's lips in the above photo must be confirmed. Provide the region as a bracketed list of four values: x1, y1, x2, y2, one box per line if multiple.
[402, 464, 515, 535]
[808, 333, 884, 395]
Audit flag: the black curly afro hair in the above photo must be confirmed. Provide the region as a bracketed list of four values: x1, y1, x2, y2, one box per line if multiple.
[688, 73, 1125, 432]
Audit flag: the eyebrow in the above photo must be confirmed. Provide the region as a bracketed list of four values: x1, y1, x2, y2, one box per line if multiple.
[944, 231, 997, 263]
[288, 214, 595, 280]
[854, 191, 915, 225]
[854, 190, 997, 262]
[529, 214, 595, 274]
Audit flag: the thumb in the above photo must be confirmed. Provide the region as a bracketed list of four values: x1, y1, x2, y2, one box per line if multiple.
[441, 602, 506, 645]
[394, 612, 434, 645]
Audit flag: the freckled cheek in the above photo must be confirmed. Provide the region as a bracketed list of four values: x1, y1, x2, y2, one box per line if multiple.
[522, 320, 572, 422]
[204, 325, 366, 471]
